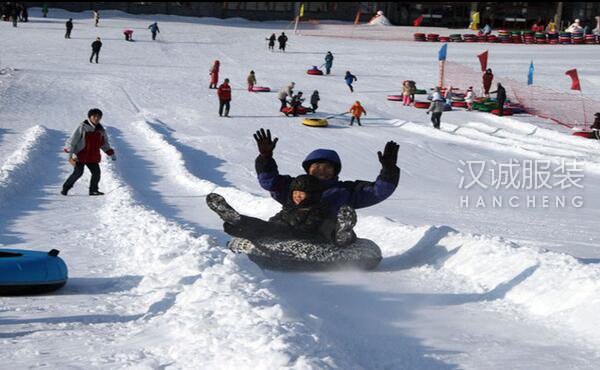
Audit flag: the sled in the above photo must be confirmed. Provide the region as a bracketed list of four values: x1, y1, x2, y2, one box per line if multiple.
[282, 106, 310, 115]
[491, 108, 513, 116]
[414, 101, 431, 109]
[250, 86, 271, 92]
[0, 249, 68, 295]
[228, 237, 382, 271]
[573, 131, 600, 139]
[387, 95, 403, 101]
[307, 68, 324, 75]
[302, 118, 328, 127]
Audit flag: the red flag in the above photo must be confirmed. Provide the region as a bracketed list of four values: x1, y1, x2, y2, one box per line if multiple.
[565, 69, 581, 91]
[477, 50, 488, 72]
[413, 15, 424, 27]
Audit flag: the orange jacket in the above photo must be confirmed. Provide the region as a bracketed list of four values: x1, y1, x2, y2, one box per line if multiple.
[350, 103, 366, 118]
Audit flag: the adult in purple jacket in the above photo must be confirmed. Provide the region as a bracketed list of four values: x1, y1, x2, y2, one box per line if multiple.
[253, 128, 400, 218]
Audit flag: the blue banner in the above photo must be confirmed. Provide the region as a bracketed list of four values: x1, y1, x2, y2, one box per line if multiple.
[438, 44, 448, 61]
[527, 61, 534, 85]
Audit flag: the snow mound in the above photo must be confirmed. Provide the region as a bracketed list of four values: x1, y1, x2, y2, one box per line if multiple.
[0, 125, 48, 207]
[357, 216, 600, 345]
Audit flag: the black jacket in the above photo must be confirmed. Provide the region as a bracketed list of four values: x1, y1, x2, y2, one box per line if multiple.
[91, 40, 102, 51]
[66, 20, 73, 30]
[592, 117, 600, 130]
[277, 34, 288, 45]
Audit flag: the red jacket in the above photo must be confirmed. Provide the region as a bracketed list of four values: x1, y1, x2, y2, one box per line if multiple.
[482, 72, 494, 89]
[217, 83, 231, 101]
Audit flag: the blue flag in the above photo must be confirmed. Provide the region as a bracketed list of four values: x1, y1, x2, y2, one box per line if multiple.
[438, 44, 447, 61]
[527, 61, 534, 85]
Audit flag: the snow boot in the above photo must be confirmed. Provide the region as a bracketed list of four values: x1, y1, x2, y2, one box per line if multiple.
[206, 193, 241, 224]
[334, 205, 357, 247]
[89, 190, 104, 196]
[61, 188, 69, 196]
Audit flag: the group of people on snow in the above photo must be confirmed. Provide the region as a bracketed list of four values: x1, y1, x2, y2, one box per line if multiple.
[266, 32, 288, 52]
[1, 2, 27, 26]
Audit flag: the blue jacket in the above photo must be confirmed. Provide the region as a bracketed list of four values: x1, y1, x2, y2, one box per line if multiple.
[256, 149, 400, 217]
[148, 23, 159, 33]
[345, 73, 357, 85]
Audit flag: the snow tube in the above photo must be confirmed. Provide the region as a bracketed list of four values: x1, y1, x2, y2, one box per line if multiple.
[0, 249, 68, 295]
[307, 68, 323, 75]
[573, 131, 600, 139]
[303, 118, 328, 127]
[491, 109, 513, 116]
[451, 101, 467, 108]
[387, 95, 403, 101]
[228, 237, 382, 271]
[251, 86, 271, 92]
[282, 106, 309, 115]
[414, 101, 430, 109]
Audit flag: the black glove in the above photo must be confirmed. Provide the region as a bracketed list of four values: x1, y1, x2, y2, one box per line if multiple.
[377, 141, 399, 169]
[253, 128, 278, 157]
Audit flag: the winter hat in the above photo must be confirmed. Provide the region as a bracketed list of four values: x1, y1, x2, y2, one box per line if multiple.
[88, 108, 103, 118]
[302, 149, 342, 176]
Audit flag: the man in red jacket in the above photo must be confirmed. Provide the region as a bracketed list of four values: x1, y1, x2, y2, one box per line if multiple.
[218, 78, 232, 117]
[61, 108, 116, 196]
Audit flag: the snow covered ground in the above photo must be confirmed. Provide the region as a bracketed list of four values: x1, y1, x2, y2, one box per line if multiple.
[1, 8, 600, 369]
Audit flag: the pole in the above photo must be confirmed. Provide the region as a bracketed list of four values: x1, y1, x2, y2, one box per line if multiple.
[438, 60, 446, 88]
[293, 15, 300, 34]
[581, 91, 587, 130]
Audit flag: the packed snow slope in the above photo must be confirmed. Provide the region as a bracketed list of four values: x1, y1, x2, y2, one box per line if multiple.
[1, 8, 600, 370]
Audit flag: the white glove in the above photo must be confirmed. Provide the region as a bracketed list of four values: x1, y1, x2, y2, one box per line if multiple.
[111, 154, 117, 161]
[71, 154, 78, 160]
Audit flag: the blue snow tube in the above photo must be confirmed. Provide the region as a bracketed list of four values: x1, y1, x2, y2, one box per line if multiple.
[0, 249, 68, 295]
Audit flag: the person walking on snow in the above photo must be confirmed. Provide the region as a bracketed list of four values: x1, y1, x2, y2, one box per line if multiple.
[62, 108, 116, 196]
[278, 82, 295, 111]
[349, 101, 366, 126]
[426, 88, 445, 129]
[90, 37, 102, 63]
[482, 68, 494, 97]
[277, 32, 288, 52]
[490, 83, 507, 116]
[93, 10, 100, 27]
[217, 78, 232, 117]
[465, 87, 475, 111]
[324, 51, 334, 75]
[42, 3, 48, 18]
[402, 81, 411, 106]
[247, 71, 257, 92]
[148, 22, 160, 40]
[310, 90, 320, 112]
[267, 33, 276, 51]
[209, 60, 220, 89]
[345, 71, 357, 92]
[65, 18, 73, 39]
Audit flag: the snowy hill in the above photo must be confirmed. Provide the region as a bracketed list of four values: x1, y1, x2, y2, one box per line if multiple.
[1, 8, 600, 369]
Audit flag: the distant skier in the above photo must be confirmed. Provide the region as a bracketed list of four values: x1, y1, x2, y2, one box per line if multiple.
[465, 87, 475, 111]
[349, 101, 366, 126]
[62, 108, 116, 196]
[277, 32, 288, 52]
[288, 91, 305, 117]
[247, 70, 257, 91]
[310, 90, 320, 112]
[209, 60, 220, 89]
[278, 82, 295, 111]
[482, 68, 494, 97]
[267, 33, 276, 51]
[148, 22, 160, 40]
[217, 78, 232, 117]
[345, 71, 357, 92]
[402, 80, 411, 106]
[426, 88, 445, 129]
[89, 37, 102, 63]
[324, 51, 334, 75]
[42, 3, 48, 18]
[65, 18, 73, 39]
[93, 10, 100, 27]
[123, 29, 134, 41]
[490, 83, 507, 116]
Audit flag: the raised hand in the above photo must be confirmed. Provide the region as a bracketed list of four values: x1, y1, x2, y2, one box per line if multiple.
[253, 128, 279, 157]
[377, 141, 399, 169]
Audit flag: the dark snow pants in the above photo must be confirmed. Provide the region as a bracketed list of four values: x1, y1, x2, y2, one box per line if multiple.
[63, 162, 101, 192]
[431, 112, 442, 129]
[219, 100, 230, 116]
[497, 98, 505, 116]
[65, 29, 72, 38]
[90, 50, 100, 63]
[223, 215, 338, 243]
[152, 31, 157, 40]
[350, 117, 362, 126]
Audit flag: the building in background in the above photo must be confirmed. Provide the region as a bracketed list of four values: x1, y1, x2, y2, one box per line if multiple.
[18, 2, 600, 30]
